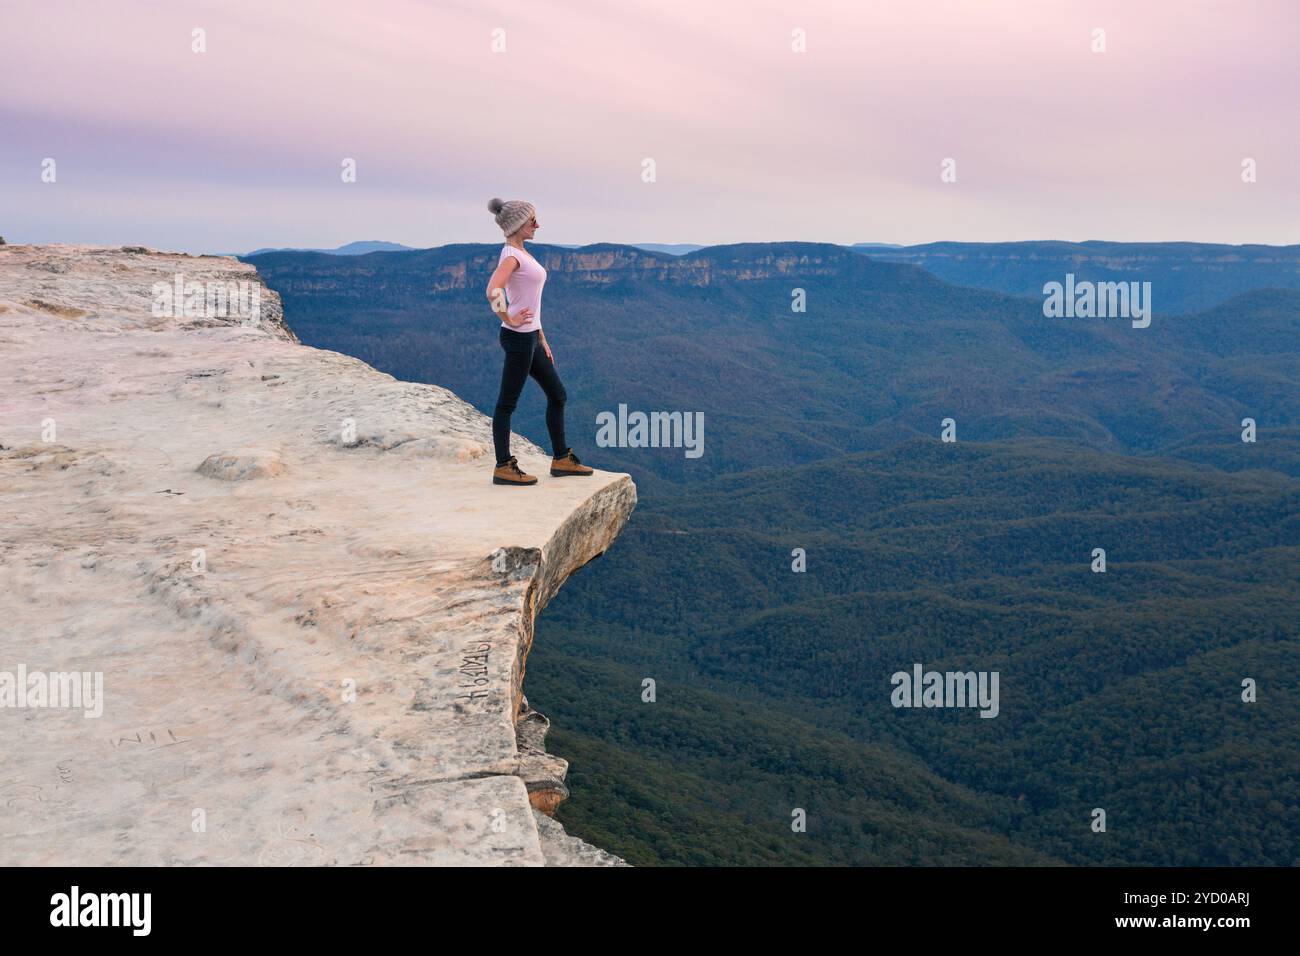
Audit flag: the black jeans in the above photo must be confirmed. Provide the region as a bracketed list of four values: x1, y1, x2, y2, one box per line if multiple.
[493, 326, 568, 464]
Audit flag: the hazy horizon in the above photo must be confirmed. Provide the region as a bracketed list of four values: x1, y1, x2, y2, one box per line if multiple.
[6, 237, 1286, 258]
[8, 236, 1300, 259]
[209, 236, 1298, 257]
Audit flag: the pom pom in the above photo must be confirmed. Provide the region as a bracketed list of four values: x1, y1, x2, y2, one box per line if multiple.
[487, 198, 505, 215]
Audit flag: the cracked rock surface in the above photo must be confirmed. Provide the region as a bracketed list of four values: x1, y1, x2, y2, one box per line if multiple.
[0, 244, 636, 866]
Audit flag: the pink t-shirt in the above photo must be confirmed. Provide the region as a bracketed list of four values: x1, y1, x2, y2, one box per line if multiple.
[497, 243, 547, 333]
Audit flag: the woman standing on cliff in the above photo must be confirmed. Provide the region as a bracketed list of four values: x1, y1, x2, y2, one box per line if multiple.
[484, 197, 594, 485]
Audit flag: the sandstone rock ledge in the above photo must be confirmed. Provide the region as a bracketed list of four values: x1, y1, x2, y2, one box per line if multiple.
[0, 245, 636, 866]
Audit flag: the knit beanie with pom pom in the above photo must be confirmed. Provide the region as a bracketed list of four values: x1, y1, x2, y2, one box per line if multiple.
[488, 197, 535, 237]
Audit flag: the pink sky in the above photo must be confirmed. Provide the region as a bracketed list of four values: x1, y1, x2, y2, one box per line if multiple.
[3, 0, 1297, 251]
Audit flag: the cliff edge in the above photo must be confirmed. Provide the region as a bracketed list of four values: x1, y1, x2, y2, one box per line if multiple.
[0, 244, 636, 866]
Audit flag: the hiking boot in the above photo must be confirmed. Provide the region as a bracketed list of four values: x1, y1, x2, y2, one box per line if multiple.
[493, 456, 537, 485]
[550, 447, 594, 477]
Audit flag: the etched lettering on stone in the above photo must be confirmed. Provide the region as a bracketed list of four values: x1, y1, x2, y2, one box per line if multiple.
[457, 641, 493, 701]
[108, 727, 191, 750]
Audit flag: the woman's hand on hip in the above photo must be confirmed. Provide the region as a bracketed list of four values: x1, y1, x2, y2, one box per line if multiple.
[507, 307, 533, 327]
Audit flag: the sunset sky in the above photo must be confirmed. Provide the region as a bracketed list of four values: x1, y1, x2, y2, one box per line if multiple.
[3, 0, 1297, 252]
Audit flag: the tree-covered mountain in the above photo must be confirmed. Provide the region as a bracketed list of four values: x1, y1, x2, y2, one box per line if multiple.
[247, 242, 1300, 492]
[248, 241, 1299, 865]
[532, 439, 1299, 865]
[855, 240, 1300, 314]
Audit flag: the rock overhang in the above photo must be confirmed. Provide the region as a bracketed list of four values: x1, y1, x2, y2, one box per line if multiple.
[0, 244, 636, 866]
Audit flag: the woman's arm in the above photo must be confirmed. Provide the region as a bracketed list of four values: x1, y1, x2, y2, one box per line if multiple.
[485, 258, 526, 326]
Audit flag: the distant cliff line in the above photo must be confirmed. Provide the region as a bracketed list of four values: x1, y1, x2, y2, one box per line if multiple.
[242, 238, 1300, 313]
